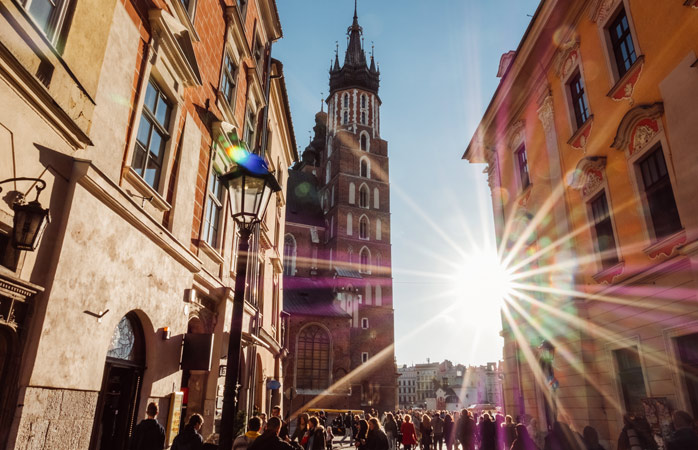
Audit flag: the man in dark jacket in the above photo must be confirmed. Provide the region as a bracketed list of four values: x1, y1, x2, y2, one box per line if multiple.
[249, 417, 300, 450]
[130, 402, 166, 450]
[272, 405, 290, 440]
[171, 414, 204, 450]
[666, 410, 698, 450]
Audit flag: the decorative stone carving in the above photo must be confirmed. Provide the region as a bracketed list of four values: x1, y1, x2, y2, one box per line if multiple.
[645, 230, 687, 259]
[568, 117, 593, 152]
[553, 41, 580, 79]
[486, 150, 500, 192]
[568, 156, 606, 200]
[629, 119, 659, 155]
[611, 102, 664, 153]
[589, 0, 616, 23]
[537, 96, 555, 133]
[592, 261, 625, 285]
[608, 56, 645, 103]
[508, 121, 526, 149]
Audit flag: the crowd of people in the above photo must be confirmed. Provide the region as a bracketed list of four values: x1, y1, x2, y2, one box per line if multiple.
[128, 402, 698, 450]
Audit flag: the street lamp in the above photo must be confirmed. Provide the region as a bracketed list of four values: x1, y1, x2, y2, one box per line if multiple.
[218, 158, 281, 450]
[0, 178, 51, 251]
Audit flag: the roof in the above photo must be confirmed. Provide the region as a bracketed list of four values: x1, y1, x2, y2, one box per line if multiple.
[283, 278, 351, 318]
[334, 267, 363, 279]
[286, 169, 324, 227]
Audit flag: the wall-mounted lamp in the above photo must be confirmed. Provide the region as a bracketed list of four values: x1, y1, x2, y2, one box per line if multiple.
[0, 178, 51, 251]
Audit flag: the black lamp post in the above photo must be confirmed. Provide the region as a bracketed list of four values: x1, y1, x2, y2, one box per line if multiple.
[218, 162, 281, 450]
[0, 178, 51, 251]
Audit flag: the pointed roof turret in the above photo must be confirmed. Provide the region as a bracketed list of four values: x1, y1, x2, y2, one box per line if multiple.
[329, 1, 380, 95]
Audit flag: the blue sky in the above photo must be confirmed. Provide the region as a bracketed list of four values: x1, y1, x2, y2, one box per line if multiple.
[275, 0, 540, 366]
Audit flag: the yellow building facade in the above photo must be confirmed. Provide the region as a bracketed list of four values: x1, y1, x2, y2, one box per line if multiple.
[465, 1, 698, 447]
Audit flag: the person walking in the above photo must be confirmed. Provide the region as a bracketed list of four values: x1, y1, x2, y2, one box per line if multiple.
[479, 414, 497, 450]
[130, 402, 166, 450]
[420, 414, 433, 450]
[401, 414, 418, 450]
[384, 413, 398, 450]
[458, 410, 476, 450]
[325, 423, 335, 450]
[501, 415, 516, 450]
[356, 419, 370, 450]
[233, 417, 262, 450]
[432, 413, 444, 450]
[271, 405, 289, 441]
[366, 418, 390, 450]
[666, 410, 698, 450]
[443, 414, 455, 450]
[171, 414, 204, 450]
[511, 424, 539, 450]
[305, 416, 326, 450]
[249, 417, 299, 450]
[582, 426, 605, 450]
[292, 413, 310, 445]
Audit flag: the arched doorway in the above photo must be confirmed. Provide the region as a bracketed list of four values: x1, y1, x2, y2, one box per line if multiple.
[92, 313, 145, 450]
[0, 326, 18, 447]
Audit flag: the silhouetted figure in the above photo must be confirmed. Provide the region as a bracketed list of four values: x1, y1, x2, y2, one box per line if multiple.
[666, 411, 698, 450]
[511, 424, 539, 450]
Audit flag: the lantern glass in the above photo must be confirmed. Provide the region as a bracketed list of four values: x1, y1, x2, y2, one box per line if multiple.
[12, 200, 50, 251]
[224, 167, 280, 227]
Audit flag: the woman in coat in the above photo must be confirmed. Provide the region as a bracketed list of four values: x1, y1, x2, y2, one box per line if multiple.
[401, 414, 418, 450]
[365, 418, 390, 450]
[420, 414, 433, 450]
[443, 414, 455, 450]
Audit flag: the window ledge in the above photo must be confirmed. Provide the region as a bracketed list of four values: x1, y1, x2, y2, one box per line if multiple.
[516, 185, 533, 208]
[124, 167, 172, 212]
[643, 229, 686, 260]
[607, 55, 645, 101]
[200, 240, 224, 264]
[592, 260, 625, 285]
[168, 0, 201, 42]
[567, 115, 594, 151]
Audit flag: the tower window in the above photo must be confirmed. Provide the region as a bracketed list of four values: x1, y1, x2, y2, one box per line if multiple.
[359, 185, 369, 209]
[361, 112, 366, 125]
[361, 318, 369, 329]
[362, 352, 369, 363]
[343, 111, 349, 125]
[360, 247, 370, 273]
[360, 159, 369, 178]
[359, 217, 369, 240]
[343, 93, 349, 108]
[360, 134, 368, 151]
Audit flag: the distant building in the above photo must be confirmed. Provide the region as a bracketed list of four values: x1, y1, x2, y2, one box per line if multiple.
[281, 4, 397, 415]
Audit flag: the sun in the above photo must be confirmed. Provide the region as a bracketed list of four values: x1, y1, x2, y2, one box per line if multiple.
[451, 247, 515, 317]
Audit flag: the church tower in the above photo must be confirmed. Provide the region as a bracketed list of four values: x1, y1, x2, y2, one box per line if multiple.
[320, 3, 397, 411]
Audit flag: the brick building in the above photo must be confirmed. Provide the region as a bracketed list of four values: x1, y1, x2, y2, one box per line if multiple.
[281, 5, 397, 415]
[0, 0, 296, 448]
[464, 1, 698, 447]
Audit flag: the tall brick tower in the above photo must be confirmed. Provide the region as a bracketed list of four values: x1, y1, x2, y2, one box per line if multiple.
[321, 3, 397, 411]
[282, 3, 396, 414]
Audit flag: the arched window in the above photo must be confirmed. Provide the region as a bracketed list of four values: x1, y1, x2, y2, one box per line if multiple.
[343, 93, 349, 108]
[361, 94, 367, 109]
[373, 187, 379, 208]
[347, 213, 353, 236]
[325, 161, 331, 184]
[376, 219, 382, 241]
[107, 314, 145, 362]
[360, 247, 371, 273]
[283, 234, 297, 276]
[343, 111, 349, 125]
[296, 325, 331, 390]
[360, 133, 369, 152]
[375, 285, 382, 306]
[359, 185, 369, 208]
[349, 182, 356, 204]
[359, 216, 369, 240]
[360, 111, 366, 125]
[360, 158, 369, 178]
[327, 139, 332, 157]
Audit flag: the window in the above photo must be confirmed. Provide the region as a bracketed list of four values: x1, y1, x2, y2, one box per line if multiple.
[24, 0, 72, 47]
[283, 234, 296, 276]
[343, 111, 349, 125]
[361, 318, 369, 329]
[375, 285, 382, 306]
[325, 162, 331, 184]
[221, 52, 238, 106]
[347, 213, 353, 236]
[360, 247, 370, 273]
[203, 171, 224, 249]
[359, 217, 369, 240]
[362, 352, 369, 363]
[608, 7, 637, 78]
[243, 108, 256, 149]
[569, 71, 590, 128]
[349, 182, 356, 204]
[376, 219, 382, 241]
[296, 325, 331, 390]
[178, 0, 196, 18]
[676, 333, 698, 419]
[373, 188, 379, 209]
[253, 34, 265, 75]
[638, 146, 681, 239]
[590, 192, 618, 269]
[359, 185, 369, 208]
[133, 80, 172, 190]
[615, 347, 646, 415]
[361, 94, 367, 109]
[515, 145, 530, 190]
[236, 0, 247, 18]
[360, 134, 368, 151]
[360, 159, 369, 178]
[343, 93, 349, 108]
